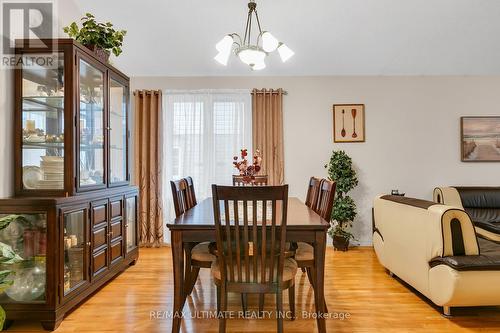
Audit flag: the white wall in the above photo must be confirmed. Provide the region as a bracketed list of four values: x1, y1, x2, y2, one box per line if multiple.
[0, 69, 13, 197]
[0, 1, 81, 198]
[131, 76, 500, 245]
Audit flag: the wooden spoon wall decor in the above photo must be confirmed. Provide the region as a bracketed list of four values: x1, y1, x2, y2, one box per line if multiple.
[351, 108, 358, 138]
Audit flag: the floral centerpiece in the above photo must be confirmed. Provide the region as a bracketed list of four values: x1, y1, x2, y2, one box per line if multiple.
[233, 149, 262, 184]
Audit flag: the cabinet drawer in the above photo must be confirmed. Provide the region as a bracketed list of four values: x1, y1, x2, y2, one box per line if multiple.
[92, 248, 108, 277]
[110, 240, 123, 265]
[92, 204, 108, 226]
[92, 226, 108, 250]
[110, 219, 123, 240]
[110, 200, 122, 219]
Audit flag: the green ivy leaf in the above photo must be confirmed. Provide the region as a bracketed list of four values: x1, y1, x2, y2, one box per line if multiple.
[62, 12, 126, 57]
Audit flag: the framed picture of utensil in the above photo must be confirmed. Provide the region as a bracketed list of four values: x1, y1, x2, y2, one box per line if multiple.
[333, 104, 365, 143]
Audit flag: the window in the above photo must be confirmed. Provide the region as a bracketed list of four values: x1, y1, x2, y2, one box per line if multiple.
[162, 90, 252, 241]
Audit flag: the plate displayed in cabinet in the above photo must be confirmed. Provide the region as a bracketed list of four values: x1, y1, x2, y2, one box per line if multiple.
[23, 135, 45, 143]
[23, 166, 42, 189]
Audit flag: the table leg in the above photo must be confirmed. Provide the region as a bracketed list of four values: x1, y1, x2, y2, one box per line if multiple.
[313, 231, 327, 333]
[171, 230, 185, 333]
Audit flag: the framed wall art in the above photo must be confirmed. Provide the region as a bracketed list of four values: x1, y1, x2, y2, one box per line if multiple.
[333, 104, 365, 143]
[461, 116, 500, 162]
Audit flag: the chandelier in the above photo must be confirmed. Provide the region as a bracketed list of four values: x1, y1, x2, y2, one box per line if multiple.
[214, 0, 294, 70]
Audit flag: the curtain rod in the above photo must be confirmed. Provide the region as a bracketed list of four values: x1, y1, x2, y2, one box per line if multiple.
[133, 90, 161, 96]
[251, 89, 288, 95]
[134, 89, 288, 96]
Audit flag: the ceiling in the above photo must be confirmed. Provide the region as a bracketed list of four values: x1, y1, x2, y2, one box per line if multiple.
[65, 0, 500, 76]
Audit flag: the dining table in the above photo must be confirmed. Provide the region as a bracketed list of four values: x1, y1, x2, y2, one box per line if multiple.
[167, 197, 330, 333]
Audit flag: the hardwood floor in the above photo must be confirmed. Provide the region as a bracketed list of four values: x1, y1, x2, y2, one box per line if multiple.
[7, 247, 500, 332]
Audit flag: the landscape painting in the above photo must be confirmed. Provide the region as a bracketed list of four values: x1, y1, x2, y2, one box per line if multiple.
[461, 117, 500, 162]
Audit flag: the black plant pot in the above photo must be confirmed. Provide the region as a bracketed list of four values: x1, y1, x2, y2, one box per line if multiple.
[332, 235, 349, 251]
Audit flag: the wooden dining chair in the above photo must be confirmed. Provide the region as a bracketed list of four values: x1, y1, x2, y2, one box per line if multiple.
[304, 177, 322, 209]
[296, 177, 323, 274]
[315, 179, 336, 223]
[295, 178, 336, 312]
[184, 176, 197, 208]
[211, 185, 296, 333]
[232, 175, 269, 186]
[170, 177, 215, 296]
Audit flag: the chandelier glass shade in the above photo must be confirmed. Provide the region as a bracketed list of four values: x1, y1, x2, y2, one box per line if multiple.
[237, 46, 266, 66]
[214, 1, 294, 70]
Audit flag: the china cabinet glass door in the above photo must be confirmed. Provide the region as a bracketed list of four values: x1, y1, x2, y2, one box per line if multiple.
[125, 196, 137, 253]
[0, 213, 47, 303]
[78, 58, 105, 189]
[63, 209, 88, 296]
[21, 53, 65, 191]
[109, 78, 128, 185]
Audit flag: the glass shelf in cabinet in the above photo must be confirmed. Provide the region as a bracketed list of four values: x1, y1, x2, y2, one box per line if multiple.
[22, 142, 64, 149]
[23, 65, 63, 83]
[23, 96, 64, 110]
[22, 110, 60, 118]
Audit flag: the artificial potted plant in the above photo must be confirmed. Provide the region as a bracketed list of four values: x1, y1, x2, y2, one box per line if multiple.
[325, 150, 358, 251]
[63, 13, 127, 62]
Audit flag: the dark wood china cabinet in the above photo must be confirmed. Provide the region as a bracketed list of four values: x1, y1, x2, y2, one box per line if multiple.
[0, 39, 139, 330]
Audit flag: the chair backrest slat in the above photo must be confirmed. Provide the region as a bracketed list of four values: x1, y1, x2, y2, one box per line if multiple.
[315, 179, 336, 221]
[269, 200, 277, 282]
[233, 200, 242, 282]
[260, 199, 267, 284]
[223, 199, 234, 282]
[252, 199, 258, 283]
[243, 200, 250, 282]
[212, 185, 289, 286]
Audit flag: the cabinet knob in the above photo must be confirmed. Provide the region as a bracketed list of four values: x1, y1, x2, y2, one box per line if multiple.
[86, 242, 91, 247]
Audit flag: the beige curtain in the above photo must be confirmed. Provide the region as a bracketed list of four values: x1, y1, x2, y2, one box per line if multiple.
[133, 90, 164, 247]
[251, 88, 285, 185]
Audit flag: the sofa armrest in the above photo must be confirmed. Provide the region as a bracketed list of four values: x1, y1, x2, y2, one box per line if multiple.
[374, 195, 478, 259]
[428, 206, 479, 256]
[433, 187, 464, 208]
